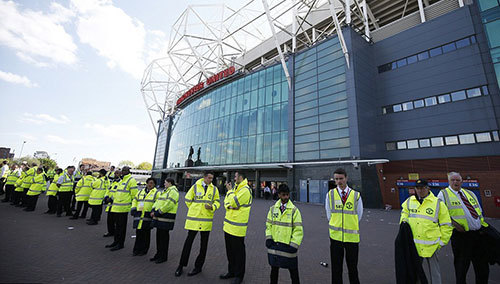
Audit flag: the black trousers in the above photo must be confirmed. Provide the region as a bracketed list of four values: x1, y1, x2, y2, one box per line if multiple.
[451, 229, 489, 284]
[73, 201, 89, 218]
[107, 211, 115, 235]
[0, 178, 5, 194]
[113, 213, 128, 246]
[47, 195, 57, 213]
[21, 188, 29, 206]
[271, 266, 300, 284]
[90, 204, 102, 222]
[26, 195, 39, 210]
[155, 228, 170, 259]
[3, 184, 15, 202]
[71, 182, 78, 209]
[12, 191, 23, 205]
[224, 232, 246, 279]
[179, 230, 210, 269]
[330, 239, 359, 284]
[57, 191, 73, 216]
[133, 228, 152, 254]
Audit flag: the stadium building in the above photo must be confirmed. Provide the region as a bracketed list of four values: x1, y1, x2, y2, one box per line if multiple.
[142, 0, 500, 217]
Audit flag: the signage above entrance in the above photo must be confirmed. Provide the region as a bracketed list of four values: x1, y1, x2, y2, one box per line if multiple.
[176, 66, 236, 106]
[396, 179, 479, 188]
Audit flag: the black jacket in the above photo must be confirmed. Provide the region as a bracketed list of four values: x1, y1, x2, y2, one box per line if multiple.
[395, 222, 428, 284]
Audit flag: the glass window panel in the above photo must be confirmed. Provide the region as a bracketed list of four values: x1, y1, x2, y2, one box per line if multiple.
[397, 58, 407, 68]
[296, 68, 317, 81]
[442, 42, 456, 53]
[295, 83, 317, 97]
[455, 37, 471, 49]
[281, 81, 288, 102]
[475, 132, 492, 142]
[425, 97, 437, 106]
[397, 141, 407, 149]
[318, 74, 345, 90]
[241, 111, 249, 136]
[233, 138, 241, 163]
[317, 66, 344, 82]
[386, 142, 396, 151]
[265, 67, 274, 86]
[320, 148, 350, 159]
[402, 101, 414, 111]
[485, 21, 500, 48]
[407, 55, 418, 65]
[271, 134, 280, 162]
[431, 137, 444, 147]
[295, 124, 318, 136]
[272, 83, 281, 104]
[319, 118, 349, 132]
[273, 65, 282, 84]
[470, 35, 477, 44]
[249, 110, 257, 135]
[318, 57, 344, 74]
[451, 90, 466, 101]
[319, 92, 347, 106]
[414, 99, 424, 108]
[237, 79, 244, 94]
[459, 134, 475, 144]
[256, 135, 263, 162]
[478, 0, 499, 11]
[466, 87, 482, 98]
[295, 133, 319, 144]
[391, 62, 397, 70]
[231, 96, 238, 114]
[438, 94, 451, 104]
[265, 86, 273, 105]
[319, 109, 348, 123]
[393, 104, 402, 112]
[445, 136, 459, 145]
[258, 70, 266, 88]
[251, 73, 259, 90]
[295, 142, 319, 152]
[281, 102, 288, 131]
[247, 136, 256, 163]
[419, 139, 431, 148]
[429, 47, 443, 57]
[240, 137, 248, 164]
[320, 137, 350, 149]
[319, 100, 347, 115]
[295, 76, 317, 90]
[234, 113, 242, 137]
[264, 105, 273, 133]
[320, 128, 349, 140]
[295, 99, 318, 112]
[237, 94, 244, 112]
[407, 140, 419, 149]
[281, 132, 288, 161]
[378, 63, 392, 73]
[272, 104, 281, 132]
[492, 131, 499, 141]
[244, 76, 251, 93]
[250, 90, 258, 109]
[295, 116, 318, 128]
[295, 151, 319, 161]
[258, 88, 266, 107]
[295, 92, 317, 105]
[263, 133, 272, 162]
[226, 140, 233, 164]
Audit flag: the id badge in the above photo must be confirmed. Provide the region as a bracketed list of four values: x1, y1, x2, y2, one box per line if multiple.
[138, 201, 144, 211]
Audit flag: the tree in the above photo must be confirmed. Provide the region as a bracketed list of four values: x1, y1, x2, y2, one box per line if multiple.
[137, 162, 152, 170]
[15, 156, 39, 166]
[118, 160, 135, 168]
[38, 158, 57, 169]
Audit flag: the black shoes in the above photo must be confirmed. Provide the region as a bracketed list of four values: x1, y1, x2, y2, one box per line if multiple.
[220, 272, 235, 279]
[105, 242, 117, 248]
[69, 216, 79, 220]
[86, 220, 98, 225]
[133, 251, 147, 256]
[155, 258, 167, 264]
[103, 233, 113, 237]
[149, 256, 157, 262]
[188, 268, 202, 277]
[110, 245, 124, 251]
[175, 266, 183, 277]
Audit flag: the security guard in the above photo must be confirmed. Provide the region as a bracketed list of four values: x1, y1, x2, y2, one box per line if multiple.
[2, 164, 20, 203]
[437, 172, 490, 284]
[87, 169, 108, 225]
[266, 184, 303, 284]
[71, 171, 95, 219]
[151, 178, 179, 263]
[21, 163, 37, 207]
[105, 166, 138, 251]
[220, 172, 252, 284]
[175, 172, 220, 277]
[325, 168, 363, 284]
[71, 164, 84, 211]
[106, 166, 116, 179]
[56, 166, 75, 217]
[25, 167, 46, 211]
[45, 168, 62, 214]
[12, 165, 27, 206]
[0, 162, 10, 197]
[131, 177, 159, 256]
[401, 179, 453, 284]
[103, 170, 121, 237]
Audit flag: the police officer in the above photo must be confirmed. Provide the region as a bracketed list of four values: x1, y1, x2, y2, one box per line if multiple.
[220, 172, 252, 284]
[45, 168, 62, 214]
[71, 171, 95, 219]
[266, 184, 303, 284]
[12, 164, 27, 206]
[131, 177, 159, 256]
[401, 179, 453, 284]
[87, 169, 108, 225]
[325, 168, 363, 284]
[72, 164, 84, 211]
[437, 172, 490, 284]
[56, 166, 75, 217]
[175, 172, 220, 277]
[2, 164, 20, 203]
[151, 178, 179, 263]
[103, 170, 121, 237]
[21, 163, 37, 207]
[24, 167, 46, 211]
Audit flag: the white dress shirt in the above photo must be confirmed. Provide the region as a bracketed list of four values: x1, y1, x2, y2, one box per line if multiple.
[325, 186, 363, 221]
[1, 165, 8, 177]
[437, 188, 482, 231]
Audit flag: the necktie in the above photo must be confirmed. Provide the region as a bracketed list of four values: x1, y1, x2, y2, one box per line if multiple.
[341, 190, 347, 204]
[280, 204, 285, 214]
[458, 191, 478, 219]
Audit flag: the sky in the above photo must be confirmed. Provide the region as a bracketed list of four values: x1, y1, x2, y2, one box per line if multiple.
[0, 0, 223, 167]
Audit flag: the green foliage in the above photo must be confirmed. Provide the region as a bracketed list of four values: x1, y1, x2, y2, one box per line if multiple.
[136, 162, 152, 170]
[118, 160, 135, 168]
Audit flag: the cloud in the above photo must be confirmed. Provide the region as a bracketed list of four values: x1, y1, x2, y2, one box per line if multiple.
[84, 122, 147, 141]
[0, 1, 78, 66]
[0, 69, 38, 87]
[46, 135, 84, 145]
[20, 113, 71, 125]
[70, 0, 167, 79]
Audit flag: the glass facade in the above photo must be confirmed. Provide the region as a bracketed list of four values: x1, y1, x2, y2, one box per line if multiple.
[167, 64, 288, 168]
[153, 121, 168, 170]
[293, 36, 350, 160]
[478, 0, 500, 87]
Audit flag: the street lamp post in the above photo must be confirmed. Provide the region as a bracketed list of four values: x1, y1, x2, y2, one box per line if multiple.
[18, 141, 26, 158]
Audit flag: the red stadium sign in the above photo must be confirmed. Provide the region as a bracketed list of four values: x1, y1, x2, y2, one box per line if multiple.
[176, 66, 236, 106]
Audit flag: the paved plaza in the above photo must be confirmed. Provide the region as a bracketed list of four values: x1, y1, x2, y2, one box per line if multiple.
[0, 193, 499, 283]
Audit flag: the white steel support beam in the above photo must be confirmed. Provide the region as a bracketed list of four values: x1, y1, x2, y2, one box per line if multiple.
[417, 0, 426, 23]
[362, 0, 369, 39]
[328, 0, 350, 68]
[345, 0, 351, 25]
[262, 0, 292, 89]
[458, 0, 464, 7]
[292, 0, 297, 52]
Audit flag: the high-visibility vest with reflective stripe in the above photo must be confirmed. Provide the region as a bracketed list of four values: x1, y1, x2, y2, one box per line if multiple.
[75, 175, 95, 201]
[110, 174, 138, 213]
[15, 171, 26, 192]
[131, 188, 159, 229]
[58, 172, 74, 192]
[88, 177, 108, 205]
[440, 187, 488, 231]
[266, 200, 303, 251]
[2, 169, 10, 178]
[184, 179, 220, 231]
[223, 179, 252, 237]
[152, 186, 179, 230]
[400, 192, 453, 258]
[105, 180, 120, 212]
[74, 170, 82, 180]
[47, 169, 55, 180]
[5, 170, 20, 185]
[27, 173, 46, 196]
[21, 167, 36, 188]
[328, 189, 361, 243]
[46, 174, 60, 196]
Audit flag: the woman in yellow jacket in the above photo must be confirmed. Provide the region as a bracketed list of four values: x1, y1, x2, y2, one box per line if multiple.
[131, 178, 160, 256]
